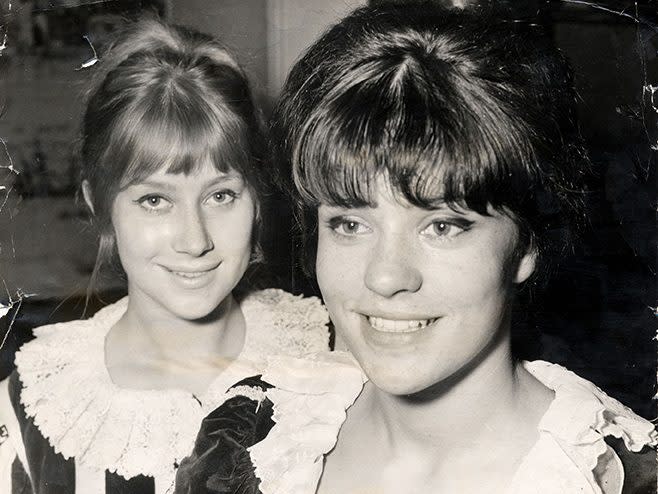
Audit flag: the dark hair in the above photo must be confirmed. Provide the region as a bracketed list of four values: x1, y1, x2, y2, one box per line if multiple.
[273, 4, 589, 283]
[81, 18, 269, 297]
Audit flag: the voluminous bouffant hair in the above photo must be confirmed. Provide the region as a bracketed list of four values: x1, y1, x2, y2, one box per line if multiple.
[273, 4, 590, 283]
[80, 18, 268, 295]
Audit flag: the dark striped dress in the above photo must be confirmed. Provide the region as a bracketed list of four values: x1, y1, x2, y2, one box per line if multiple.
[0, 289, 331, 493]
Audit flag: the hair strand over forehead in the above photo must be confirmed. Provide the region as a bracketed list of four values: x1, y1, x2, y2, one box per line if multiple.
[273, 3, 590, 281]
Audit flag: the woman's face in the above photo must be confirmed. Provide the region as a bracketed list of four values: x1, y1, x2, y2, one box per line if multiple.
[316, 178, 535, 396]
[110, 163, 255, 321]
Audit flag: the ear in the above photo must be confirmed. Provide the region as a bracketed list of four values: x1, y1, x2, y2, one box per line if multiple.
[514, 247, 537, 284]
[82, 180, 95, 215]
[253, 200, 261, 224]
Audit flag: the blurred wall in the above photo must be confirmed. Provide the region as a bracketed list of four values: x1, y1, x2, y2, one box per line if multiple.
[170, 0, 365, 102]
[171, 0, 269, 100]
[266, 0, 364, 97]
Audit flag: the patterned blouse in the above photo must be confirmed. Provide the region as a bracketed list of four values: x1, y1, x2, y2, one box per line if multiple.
[173, 358, 657, 494]
[0, 289, 331, 494]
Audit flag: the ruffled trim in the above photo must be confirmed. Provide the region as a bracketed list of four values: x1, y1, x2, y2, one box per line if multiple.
[248, 352, 367, 494]
[174, 357, 653, 494]
[518, 360, 658, 493]
[526, 361, 657, 463]
[244, 358, 653, 494]
[240, 289, 330, 360]
[15, 298, 205, 481]
[14, 289, 330, 483]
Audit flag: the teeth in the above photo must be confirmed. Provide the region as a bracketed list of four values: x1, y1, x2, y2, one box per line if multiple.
[172, 271, 207, 278]
[367, 316, 437, 333]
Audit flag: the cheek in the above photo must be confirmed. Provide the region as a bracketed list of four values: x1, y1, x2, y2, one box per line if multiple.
[113, 220, 164, 265]
[315, 234, 368, 320]
[110, 201, 163, 261]
[433, 248, 515, 312]
[316, 233, 349, 296]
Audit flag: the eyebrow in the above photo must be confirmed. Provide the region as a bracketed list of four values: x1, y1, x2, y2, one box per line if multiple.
[200, 174, 245, 189]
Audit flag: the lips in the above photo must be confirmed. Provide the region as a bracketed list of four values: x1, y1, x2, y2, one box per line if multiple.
[161, 263, 220, 286]
[366, 316, 439, 333]
[163, 263, 220, 274]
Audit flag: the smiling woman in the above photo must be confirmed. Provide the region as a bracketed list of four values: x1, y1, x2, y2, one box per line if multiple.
[0, 18, 331, 494]
[107, 168, 255, 324]
[152, 4, 657, 493]
[268, 3, 655, 493]
[316, 182, 534, 398]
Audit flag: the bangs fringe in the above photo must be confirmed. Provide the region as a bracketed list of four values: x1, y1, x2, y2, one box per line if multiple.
[103, 85, 252, 189]
[292, 55, 542, 214]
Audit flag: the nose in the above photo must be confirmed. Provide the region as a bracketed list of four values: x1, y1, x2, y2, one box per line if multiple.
[172, 205, 214, 256]
[364, 236, 422, 298]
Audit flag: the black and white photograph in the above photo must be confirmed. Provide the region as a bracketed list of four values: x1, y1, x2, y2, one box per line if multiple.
[0, 1, 656, 493]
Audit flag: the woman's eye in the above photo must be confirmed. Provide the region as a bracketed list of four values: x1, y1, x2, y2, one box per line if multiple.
[136, 195, 172, 211]
[208, 190, 237, 206]
[421, 220, 469, 240]
[329, 217, 371, 236]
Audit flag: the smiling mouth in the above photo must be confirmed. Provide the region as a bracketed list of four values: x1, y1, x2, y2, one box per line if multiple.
[163, 265, 219, 278]
[366, 316, 439, 333]
[170, 270, 212, 278]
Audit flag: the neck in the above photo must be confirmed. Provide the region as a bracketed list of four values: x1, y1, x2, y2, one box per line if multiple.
[362, 335, 531, 457]
[112, 292, 245, 367]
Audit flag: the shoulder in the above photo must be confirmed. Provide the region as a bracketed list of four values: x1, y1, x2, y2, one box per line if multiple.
[517, 360, 657, 494]
[15, 297, 127, 400]
[12, 299, 127, 458]
[0, 372, 30, 476]
[16, 297, 128, 361]
[524, 360, 657, 451]
[241, 289, 330, 357]
[0, 373, 19, 432]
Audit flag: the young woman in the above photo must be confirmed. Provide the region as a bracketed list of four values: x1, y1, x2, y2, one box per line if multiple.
[0, 18, 330, 494]
[175, 4, 657, 494]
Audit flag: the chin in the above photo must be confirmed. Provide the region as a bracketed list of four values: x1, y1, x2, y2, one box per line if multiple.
[171, 307, 214, 321]
[372, 374, 456, 399]
[361, 355, 465, 398]
[360, 362, 434, 396]
[164, 297, 222, 321]
[373, 380, 426, 397]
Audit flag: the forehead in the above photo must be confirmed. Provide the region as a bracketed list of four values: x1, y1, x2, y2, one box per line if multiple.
[123, 162, 245, 189]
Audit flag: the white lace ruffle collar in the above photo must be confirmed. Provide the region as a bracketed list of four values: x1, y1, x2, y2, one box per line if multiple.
[15, 289, 329, 482]
[513, 360, 657, 493]
[245, 359, 656, 494]
[526, 360, 657, 458]
[249, 351, 367, 494]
